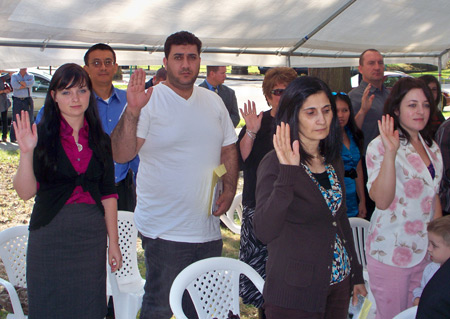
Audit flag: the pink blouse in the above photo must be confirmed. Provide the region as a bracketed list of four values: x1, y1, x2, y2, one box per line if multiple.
[37, 118, 118, 204]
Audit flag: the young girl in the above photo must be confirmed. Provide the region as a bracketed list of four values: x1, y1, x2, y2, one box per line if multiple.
[13, 63, 122, 319]
[334, 92, 366, 218]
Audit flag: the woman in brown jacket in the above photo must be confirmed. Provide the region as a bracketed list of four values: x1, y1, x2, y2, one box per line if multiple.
[254, 76, 366, 319]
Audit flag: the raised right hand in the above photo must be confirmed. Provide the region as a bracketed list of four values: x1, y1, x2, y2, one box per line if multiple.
[378, 114, 400, 155]
[273, 122, 300, 166]
[361, 84, 375, 114]
[239, 100, 262, 133]
[126, 68, 153, 116]
[12, 111, 37, 153]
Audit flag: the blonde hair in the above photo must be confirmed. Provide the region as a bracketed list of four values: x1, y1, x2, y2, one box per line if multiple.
[262, 67, 298, 100]
[428, 215, 450, 246]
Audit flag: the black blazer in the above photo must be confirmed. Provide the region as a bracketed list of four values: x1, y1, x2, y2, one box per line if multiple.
[199, 80, 240, 127]
[30, 134, 116, 230]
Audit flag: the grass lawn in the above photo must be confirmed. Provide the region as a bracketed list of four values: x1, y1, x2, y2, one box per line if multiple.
[0, 147, 257, 318]
[409, 69, 450, 81]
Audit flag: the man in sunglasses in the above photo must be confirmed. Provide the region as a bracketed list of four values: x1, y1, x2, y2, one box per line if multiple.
[199, 65, 240, 127]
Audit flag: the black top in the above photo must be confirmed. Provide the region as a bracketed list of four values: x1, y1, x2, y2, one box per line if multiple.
[312, 171, 331, 190]
[30, 133, 116, 230]
[416, 258, 450, 319]
[237, 110, 275, 207]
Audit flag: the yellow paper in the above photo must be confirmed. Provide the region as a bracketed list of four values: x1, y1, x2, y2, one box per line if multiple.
[209, 164, 227, 215]
[358, 298, 372, 319]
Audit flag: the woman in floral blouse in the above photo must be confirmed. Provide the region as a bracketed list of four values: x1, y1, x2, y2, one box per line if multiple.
[365, 77, 443, 319]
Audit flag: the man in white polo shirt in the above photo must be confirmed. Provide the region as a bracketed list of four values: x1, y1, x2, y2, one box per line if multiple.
[111, 31, 238, 319]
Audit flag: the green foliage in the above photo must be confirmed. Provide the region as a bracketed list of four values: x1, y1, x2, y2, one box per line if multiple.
[409, 69, 450, 81]
[0, 149, 19, 164]
[386, 63, 438, 73]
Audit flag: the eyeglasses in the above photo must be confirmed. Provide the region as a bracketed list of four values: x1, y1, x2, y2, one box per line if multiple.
[89, 59, 114, 68]
[332, 92, 348, 96]
[271, 89, 285, 96]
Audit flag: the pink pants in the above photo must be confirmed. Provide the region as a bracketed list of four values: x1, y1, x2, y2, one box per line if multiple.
[367, 255, 428, 319]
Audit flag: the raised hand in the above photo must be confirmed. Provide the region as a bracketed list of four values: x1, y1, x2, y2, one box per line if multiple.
[126, 68, 153, 116]
[273, 122, 300, 166]
[378, 114, 400, 155]
[12, 111, 37, 153]
[239, 100, 262, 133]
[361, 84, 375, 114]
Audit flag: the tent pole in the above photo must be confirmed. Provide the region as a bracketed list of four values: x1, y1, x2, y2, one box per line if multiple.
[438, 49, 450, 84]
[288, 0, 357, 55]
[438, 56, 442, 83]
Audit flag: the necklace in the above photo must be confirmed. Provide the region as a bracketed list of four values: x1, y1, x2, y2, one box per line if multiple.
[76, 142, 83, 152]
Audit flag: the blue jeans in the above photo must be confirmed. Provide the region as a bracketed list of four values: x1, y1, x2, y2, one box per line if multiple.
[10, 97, 33, 142]
[140, 237, 222, 319]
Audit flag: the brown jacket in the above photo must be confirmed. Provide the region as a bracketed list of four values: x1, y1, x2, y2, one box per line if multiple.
[254, 150, 364, 313]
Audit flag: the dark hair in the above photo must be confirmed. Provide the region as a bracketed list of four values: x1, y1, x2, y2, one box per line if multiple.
[383, 77, 436, 147]
[333, 93, 364, 153]
[155, 67, 167, 81]
[206, 66, 223, 74]
[359, 49, 382, 66]
[428, 215, 450, 247]
[262, 67, 298, 101]
[419, 74, 442, 106]
[35, 63, 111, 180]
[276, 76, 341, 165]
[84, 43, 116, 65]
[164, 31, 202, 58]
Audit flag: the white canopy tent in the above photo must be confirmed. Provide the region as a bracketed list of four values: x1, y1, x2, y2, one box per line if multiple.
[1, 0, 449, 71]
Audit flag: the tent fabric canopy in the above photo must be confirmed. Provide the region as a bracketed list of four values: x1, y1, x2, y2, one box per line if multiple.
[1, 0, 449, 68]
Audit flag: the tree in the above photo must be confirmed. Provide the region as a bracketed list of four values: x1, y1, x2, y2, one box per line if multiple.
[308, 67, 352, 93]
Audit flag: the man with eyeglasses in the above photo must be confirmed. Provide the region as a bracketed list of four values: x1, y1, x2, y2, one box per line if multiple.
[83, 43, 139, 318]
[199, 66, 240, 127]
[83, 43, 138, 213]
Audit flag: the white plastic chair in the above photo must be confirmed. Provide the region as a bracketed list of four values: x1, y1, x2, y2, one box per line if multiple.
[0, 225, 29, 319]
[169, 256, 264, 319]
[349, 217, 370, 268]
[392, 306, 418, 319]
[349, 217, 377, 313]
[107, 210, 145, 319]
[220, 193, 243, 235]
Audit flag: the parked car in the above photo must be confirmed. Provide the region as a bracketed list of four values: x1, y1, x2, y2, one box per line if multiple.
[351, 71, 412, 89]
[6, 69, 52, 123]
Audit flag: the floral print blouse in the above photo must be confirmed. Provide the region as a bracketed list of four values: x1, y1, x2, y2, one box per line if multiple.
[365, 134, 443, 268]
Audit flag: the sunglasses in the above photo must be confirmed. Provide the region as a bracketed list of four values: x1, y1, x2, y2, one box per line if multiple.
[332, 92, 348, 96]
[271, 89, 285, 96]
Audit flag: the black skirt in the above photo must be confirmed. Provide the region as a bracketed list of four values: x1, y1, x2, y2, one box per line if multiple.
[27, 203, 107, 319]
[239, 205, 268, 308]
